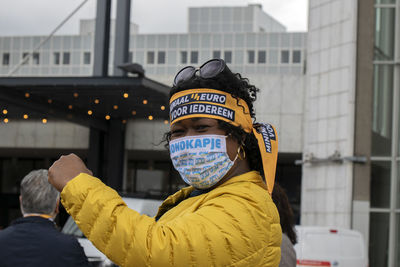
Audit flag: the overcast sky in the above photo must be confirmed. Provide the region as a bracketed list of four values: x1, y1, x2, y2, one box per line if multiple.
[0, 0, 308, 36]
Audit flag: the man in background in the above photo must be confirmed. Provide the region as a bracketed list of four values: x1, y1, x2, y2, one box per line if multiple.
[0, 169, 89, 267]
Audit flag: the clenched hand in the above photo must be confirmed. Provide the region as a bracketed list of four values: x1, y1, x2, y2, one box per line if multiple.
[48, 153, 92, 192]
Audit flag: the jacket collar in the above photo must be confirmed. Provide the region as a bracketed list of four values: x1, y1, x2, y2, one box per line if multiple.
[11, 216, 55, 227]
[155, 171, 266, 220]
[189, 171, 267, 196]
[219, 170, 268, 191]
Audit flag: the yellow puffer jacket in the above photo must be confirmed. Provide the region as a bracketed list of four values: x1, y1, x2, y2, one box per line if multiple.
[61, 170, 281, 267]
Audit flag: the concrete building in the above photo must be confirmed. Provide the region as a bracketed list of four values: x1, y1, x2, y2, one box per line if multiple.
[305, 0, 400, 266]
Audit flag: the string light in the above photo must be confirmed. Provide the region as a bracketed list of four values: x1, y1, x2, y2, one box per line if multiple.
[113, 105, 118, 110]
[25, 92, 30, 98]
[94, 99, 100, 104]
[42, 118, 47, 124]
[131, 110, 136, 115]
[164, 120, 169, 124]
[68, 105, 73, 110]
[4, 118, 9, 123]
[123, 93, 129, 98]
[88, 110, 93, 115]
[73, 92, 79, 98]
[122, 120, 127, 124]
[143, 99, 148, 105]
[160, 105, 165, 110]
[2, 109, 8, 115]
[23, 114, 29, 119]
[105, 115, 110, 120]
[148, 115, 153, 120]
[48, 99, 53, 104]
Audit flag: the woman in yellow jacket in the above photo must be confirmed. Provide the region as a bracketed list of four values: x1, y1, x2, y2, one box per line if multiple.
[48, 59, 282, 267]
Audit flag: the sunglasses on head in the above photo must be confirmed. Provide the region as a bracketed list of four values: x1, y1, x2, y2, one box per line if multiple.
[173, 58, 230, 86]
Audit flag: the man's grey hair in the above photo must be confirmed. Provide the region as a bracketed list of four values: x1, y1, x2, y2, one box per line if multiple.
[20, 169, 60, 215]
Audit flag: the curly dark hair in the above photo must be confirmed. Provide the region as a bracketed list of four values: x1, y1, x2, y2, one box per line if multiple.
[164, 60, 264, 176]
[272, 183, 297, 244]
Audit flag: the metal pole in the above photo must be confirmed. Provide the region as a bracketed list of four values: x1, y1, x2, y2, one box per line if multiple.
[88, 0, 112, 186]
[105, 0, 131, 190]
[114, 0, 131, 76]
[93, 0, 111, 77]
[105, 119, 126, 191]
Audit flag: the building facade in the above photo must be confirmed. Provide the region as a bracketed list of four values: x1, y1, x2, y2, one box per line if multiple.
[305, 0, 400, 266]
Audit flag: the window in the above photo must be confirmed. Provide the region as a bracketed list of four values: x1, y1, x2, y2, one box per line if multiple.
[258, 51, 267, 64]
[2, 53, 9, 66]
[0, 157, 47, 194]
[369, 3, 399, 266]
[281, 50, 289, 63]
[83, 52, 91, 65]
[224, 51, 232, 64]
[158, 51, 166, 64]
[374, 7, 395, 60]
[147, 51, 155, 64]
[371, 161, 391, 208]
[125, 160, 185, 197]
[32, 53, 40, 65]
[180, 51, 187, 64]
[0, 157, 52, 227]
[213, 50, 221, 59]
[369, 212, 390, 267]
[62, 52, 70, 65]
[190, 51, 198, 64]
[372, 64, 393, 155]
[247, 50, 255, 63]
[22, 52, 29, 65]
[292, 50, 301, 63]
[53, 52, 60, 65]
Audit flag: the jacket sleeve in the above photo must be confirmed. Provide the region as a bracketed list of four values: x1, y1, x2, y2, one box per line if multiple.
[61, 173, 279, 267]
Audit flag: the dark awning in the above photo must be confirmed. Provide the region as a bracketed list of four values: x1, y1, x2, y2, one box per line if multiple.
[0, 76, 171, 131]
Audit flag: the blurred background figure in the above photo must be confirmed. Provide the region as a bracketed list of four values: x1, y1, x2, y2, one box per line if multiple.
[0, 169, 89, 267]
[273, 183, 297, 267]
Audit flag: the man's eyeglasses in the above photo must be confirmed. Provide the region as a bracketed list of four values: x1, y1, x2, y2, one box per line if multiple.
[173, 58, 230, 86]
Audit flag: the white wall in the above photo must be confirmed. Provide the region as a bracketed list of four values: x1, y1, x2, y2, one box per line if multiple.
[254, 5, 287, 32]
[0, 120, 89, 148]
[302, 0, 358, 228]
[0, 119, 168, 152]
[250, 74, 305, 153]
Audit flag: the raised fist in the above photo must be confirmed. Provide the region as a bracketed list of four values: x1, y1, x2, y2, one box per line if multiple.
[48, 153, 92, 192]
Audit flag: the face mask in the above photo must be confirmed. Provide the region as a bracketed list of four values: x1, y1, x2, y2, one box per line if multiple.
[169, 134, 238, 189]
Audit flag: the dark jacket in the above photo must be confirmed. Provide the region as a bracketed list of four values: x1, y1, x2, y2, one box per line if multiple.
[0, 216, 89, 267]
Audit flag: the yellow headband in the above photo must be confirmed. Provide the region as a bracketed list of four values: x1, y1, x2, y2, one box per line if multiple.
[169, 88, 278, 195]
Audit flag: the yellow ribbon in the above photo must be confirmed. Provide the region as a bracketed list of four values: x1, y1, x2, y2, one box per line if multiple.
[169, 88, 278, 194]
